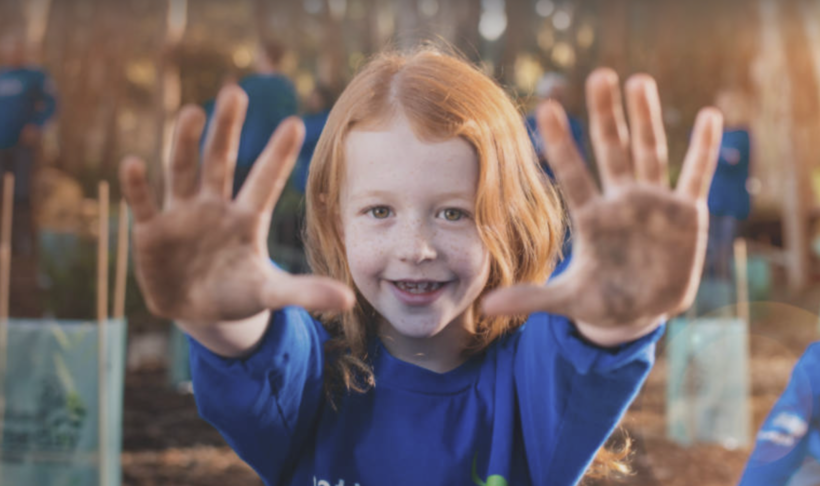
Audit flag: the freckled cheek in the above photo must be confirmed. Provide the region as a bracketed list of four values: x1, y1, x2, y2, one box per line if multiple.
[344, 226, 389, 284]
[441, 233, 491, 282]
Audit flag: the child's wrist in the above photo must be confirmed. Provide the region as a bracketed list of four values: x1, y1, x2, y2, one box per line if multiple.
[177, 310, 273, 358]
[573, 315, 664, 348]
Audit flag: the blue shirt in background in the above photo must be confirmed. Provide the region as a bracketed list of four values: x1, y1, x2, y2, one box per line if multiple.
[203, 73, 298, 194]
[739, 343, 820, 486]
[293, 110, 329, 194]
[234, 74, 298, 167]
[525, 112, 586, 179]
[0, 66, 57, 149]
[188, 306, 663, 486]
[707, 128, 751, 221]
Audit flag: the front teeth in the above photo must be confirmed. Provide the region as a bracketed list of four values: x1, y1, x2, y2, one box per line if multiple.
[395, 281, 444, 294]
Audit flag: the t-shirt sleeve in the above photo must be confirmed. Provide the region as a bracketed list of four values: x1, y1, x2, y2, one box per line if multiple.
[513, 312, 663, 485]
[187, 306, 329, 482]
[738, 346, 818, 486]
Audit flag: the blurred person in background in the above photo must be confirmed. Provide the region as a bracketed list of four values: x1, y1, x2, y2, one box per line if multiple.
[203, 39, 297, 197]
[293, 84, 334, 195]
[525, 72, 587, 179]
[0, 31, 57, 256]
[704, 88, 751, 283]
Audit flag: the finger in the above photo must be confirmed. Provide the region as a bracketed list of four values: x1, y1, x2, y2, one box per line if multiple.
[201, 85, 248, 199]
[481, 279, 575, 317]
[676, 108, 723, 200]
[119, 156, 158, 223]
[167, 106, 206, 205]
[587, 68, 632, 190]
[538, 101, 599, 210]
[262, 274, 356, 313]
[625, 74, 669, 186]
[237, 117, 305, 214]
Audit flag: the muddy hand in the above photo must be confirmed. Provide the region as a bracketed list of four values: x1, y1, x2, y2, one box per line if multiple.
[120, 85, 355, 323]
[483, 69, 722, 334]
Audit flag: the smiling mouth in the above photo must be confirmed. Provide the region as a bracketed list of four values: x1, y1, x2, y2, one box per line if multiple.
[391, 280, 447, 294]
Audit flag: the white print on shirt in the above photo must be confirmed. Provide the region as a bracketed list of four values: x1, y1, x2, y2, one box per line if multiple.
[772, 412, 809, 438]
[313, 476, 361, 486]
[0, 79, 24, 97]
[758, 430, 797, 447]
[757, 412, 809, 448]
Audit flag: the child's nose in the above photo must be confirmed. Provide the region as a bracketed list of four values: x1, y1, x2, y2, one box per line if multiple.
[396, 220, 437, 264]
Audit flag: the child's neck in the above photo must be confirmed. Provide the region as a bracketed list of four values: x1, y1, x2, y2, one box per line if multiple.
[377, 315, 475, 374]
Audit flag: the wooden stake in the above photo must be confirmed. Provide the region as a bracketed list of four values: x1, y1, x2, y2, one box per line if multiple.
[0, 173, 14, 479]
[734, 238, 750, 325]
[97, 182, 110, 324]
[96, 181, 110, 486]
[113, 201, 129, 319]
[0, 173, 13, 323]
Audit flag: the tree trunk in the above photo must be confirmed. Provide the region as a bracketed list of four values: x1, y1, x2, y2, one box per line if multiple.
[98, 2, 128, 177]
[496, 0, 527, 87]
[452, 0, 482, 63]
[782, 0, 820, 289]
[596, 0, 629, 73]
[318, 0, 347, 94]
[754, 0, 811, 290]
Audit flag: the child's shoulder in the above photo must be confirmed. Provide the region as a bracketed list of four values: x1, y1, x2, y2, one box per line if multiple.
[800, 342, 820, 366]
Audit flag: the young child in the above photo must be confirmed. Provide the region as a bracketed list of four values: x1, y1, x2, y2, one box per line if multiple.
[739, 344, 820, 486]
[120, 48, 722, 486]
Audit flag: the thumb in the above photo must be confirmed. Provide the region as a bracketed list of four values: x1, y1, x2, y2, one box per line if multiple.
[261, 274, 356, 313]
[482, 280, 574, 317]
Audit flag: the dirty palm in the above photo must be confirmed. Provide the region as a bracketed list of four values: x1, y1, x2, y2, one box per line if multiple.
[121, 49, 721, 485]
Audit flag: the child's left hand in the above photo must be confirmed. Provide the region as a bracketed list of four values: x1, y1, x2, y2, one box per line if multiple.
[483, 69, 723, 347]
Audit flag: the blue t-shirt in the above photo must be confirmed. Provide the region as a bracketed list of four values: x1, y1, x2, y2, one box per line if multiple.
[739, 343, 820, 485]
[525, 112, 586, 179]
[203, 74, 298, 167]
[0, 66, 57, 149]
[707, 128, 751, 220]
[188, 307, 663, 486]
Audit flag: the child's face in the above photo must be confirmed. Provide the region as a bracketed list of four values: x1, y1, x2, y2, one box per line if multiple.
[340, 113, 491, 343]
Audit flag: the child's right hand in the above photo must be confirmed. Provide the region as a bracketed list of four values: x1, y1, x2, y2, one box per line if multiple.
[120, 86, 354, 354]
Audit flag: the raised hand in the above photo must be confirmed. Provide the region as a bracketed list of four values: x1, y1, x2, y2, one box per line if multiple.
[483, 69, 723, 346]
[121, 86, 354, 351]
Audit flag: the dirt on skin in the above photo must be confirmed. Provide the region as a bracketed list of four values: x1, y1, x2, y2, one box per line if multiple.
[122, 297, 820, 486]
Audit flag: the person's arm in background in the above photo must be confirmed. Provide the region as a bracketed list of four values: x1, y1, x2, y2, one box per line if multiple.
[738, 346, 819, 485]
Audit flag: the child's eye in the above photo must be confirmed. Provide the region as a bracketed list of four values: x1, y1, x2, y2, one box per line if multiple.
[368, 206, 391, 219]
[439, 208, 466, 221]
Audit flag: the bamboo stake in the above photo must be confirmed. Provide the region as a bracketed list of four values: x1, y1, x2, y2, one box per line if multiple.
[734, 238, 750, 325]
[96, 181, 110, 486]
[113, 201, 129, 319]
[0, 173, 14, 477]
